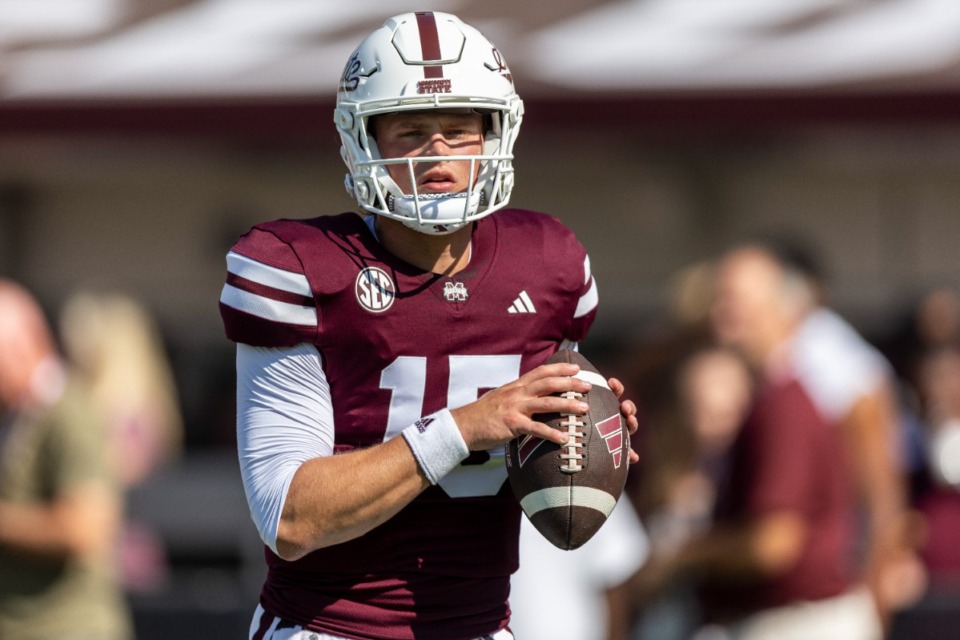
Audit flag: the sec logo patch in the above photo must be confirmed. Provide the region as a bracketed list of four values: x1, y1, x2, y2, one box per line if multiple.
[355, 267, 395, 313]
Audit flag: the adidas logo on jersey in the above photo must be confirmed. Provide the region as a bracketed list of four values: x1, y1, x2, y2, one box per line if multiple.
[508, 291, 537, 314]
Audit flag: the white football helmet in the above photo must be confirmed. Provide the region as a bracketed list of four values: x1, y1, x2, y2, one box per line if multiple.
[335, 11, 524, 235]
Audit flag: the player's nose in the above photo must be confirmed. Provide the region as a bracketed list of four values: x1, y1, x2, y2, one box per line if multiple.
[424, 127, 466, 154]
[423, 134, 450, 155]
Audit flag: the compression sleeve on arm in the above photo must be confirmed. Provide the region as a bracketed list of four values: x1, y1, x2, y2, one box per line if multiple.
[236, 343, 334, 554]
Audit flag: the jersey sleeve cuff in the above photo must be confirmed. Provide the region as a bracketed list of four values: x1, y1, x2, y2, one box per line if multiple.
[401, 409, 470, 485]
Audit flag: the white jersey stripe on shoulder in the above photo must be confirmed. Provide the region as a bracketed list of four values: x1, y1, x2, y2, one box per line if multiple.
[574, 277, 598, 319]
[221, 283, 318, 326]
[227, 251, 311, 296]
[583, 254, 592, 285]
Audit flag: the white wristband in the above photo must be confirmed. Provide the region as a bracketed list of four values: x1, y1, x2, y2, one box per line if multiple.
[401, 409, 470, 485]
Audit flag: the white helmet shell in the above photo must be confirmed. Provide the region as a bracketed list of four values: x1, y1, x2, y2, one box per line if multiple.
[335, 12, 524, 235]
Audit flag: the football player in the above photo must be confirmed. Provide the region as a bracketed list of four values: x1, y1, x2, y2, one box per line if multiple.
[219, 11, 639, 640]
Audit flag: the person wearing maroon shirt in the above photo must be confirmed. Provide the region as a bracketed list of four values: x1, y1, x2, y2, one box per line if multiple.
[620, 244, 881, 640]
[218, 11, 638, 640]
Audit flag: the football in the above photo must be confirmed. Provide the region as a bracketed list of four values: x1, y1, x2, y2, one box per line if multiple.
[505, 349, 630, 550]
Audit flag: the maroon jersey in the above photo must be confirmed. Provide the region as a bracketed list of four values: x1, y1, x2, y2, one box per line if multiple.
[701, 376, 856, 622]
[220, 210, 598, 639]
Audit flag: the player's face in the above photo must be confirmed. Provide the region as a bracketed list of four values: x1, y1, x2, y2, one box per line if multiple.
[374, 112, 485, 196]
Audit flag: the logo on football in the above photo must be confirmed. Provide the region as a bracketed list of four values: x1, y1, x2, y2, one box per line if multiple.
[505, 349, 630, 550]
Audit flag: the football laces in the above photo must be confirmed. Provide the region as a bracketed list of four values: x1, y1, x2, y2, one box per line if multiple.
[558, 390, 585, 473]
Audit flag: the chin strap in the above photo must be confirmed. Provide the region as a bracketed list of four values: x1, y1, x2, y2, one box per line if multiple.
[386, 191, 487, 235]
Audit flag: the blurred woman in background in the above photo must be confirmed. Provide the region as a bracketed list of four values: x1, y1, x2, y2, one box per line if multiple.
[60, 291, 184, 592]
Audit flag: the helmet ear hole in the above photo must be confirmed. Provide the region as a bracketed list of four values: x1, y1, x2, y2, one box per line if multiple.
[366, 115, 381, 146]
[487, 112, 501, 139]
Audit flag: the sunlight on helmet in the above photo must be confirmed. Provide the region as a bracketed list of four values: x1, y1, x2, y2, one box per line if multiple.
[334, 12, 524, 235]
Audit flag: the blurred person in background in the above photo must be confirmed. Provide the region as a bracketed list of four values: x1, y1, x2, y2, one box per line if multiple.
[621, 243, 881, 640]
[774, 239, 923, 625]
[640, 345, 753, 549]
[878, 285, 960, 502]
[0, 279, 133, 640]
[613, 261, 748, 640]
[617, 261, 716, 442]
[910, 344, 960, 592]
[628, 344, 753, 640]
[913, 287, 960, 349]
[617, 261, 717, 523]
[881, 285, 960, 390]
[60, 290, 184, 592]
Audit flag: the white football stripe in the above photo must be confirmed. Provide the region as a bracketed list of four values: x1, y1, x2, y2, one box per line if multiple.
[520, 486, 617, 518]
[227, 251, 311, 296]
[583, 254, 592, 285]
[220, 283, 317, 326]
[574, 277, 599, 318]
[574, 369, 610, 390]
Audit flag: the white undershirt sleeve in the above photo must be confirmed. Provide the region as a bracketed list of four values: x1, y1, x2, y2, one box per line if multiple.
[235, 343, 334, 554]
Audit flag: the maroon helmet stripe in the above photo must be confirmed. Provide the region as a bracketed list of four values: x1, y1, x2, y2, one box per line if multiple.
[415, 11, 444, 79]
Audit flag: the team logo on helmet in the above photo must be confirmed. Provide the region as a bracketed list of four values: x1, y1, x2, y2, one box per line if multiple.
[339, 53, 362, 93]
[490, 47, 513, 83]
[355, 267, 396, 313]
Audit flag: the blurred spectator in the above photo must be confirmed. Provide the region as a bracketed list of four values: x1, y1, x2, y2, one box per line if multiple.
[673, 346, 753, 528]
[60, 290, 184, 592]
[621, 261, 715, 423]
[915, 288, 960, 348]
[880, 285, 960, 390]
[0, 279, 133, 640]
[510, 497, 649, 640]
[623, 244, 882, 640]
[774, 240, 923, 623]
[666, 260, 718, 333]
[629, 345, 753, 640]
[60, 291, 183, 487]
[911, 345, 960, 591]
[617, 260, 716, 519]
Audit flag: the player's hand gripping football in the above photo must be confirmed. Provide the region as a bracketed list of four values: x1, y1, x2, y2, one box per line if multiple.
[610, 376, 641, 465]
[450, 362, 640, 461]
